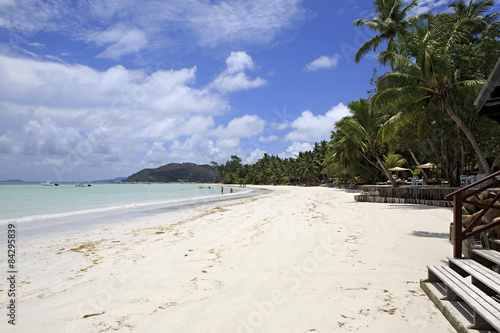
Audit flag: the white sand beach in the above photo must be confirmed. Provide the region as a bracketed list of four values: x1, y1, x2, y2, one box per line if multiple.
[4, 186, 454, 332]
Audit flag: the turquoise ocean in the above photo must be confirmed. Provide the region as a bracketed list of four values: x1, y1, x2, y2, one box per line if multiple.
[0, 183, 255, 238]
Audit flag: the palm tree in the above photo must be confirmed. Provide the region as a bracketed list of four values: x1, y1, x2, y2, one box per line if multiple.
[384, 152, 407, 169]
[296, 151, 322, 183]
[335, 99, 398, 187]
[375, 17, 492, 175]
[446, 0, 499, 48]
[353, 0, 423, 64]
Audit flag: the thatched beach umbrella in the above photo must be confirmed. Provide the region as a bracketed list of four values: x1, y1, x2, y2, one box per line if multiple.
[416, 163, 437, 183]
[388, 167, 411, 171]
[388, 167, 411, 182]
[415, 163, 436, 169]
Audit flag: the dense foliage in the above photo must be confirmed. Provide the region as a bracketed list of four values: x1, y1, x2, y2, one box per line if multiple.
[126, 163, 216, 183]
[214, 0, 500, 187]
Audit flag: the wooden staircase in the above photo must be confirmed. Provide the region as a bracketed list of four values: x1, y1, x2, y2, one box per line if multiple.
[421, 248, 500, 332]
[421, 171, 500, 332]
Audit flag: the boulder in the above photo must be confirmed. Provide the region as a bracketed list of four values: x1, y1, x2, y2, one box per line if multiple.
[478, 190, 493, 200]
[492, 217, 500, 235]
[463, 205, 473, 215]
[483, 202, 500, 224]
[463, 210, 482, 227]
[464, 196, 480, 213]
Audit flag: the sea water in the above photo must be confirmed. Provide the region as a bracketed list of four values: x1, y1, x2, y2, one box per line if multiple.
[0, 183, 253, 238]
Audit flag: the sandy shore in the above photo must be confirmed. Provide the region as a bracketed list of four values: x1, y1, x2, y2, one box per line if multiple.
[3, 186, 454, 332]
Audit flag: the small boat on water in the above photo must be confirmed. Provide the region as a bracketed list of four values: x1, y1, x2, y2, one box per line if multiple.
[41, 181, 59, 186]
[75, 183, 92, 187]
[199, 186, 211, 189]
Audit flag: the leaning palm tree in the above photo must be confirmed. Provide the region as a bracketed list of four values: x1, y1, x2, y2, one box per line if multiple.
[335, 99, 398, 187]
[375, 18, 492, 175]
[353, 0, 423, 64]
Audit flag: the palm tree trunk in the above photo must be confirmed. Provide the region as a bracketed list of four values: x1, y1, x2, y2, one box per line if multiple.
[443, 100, 492, 175]
[371, 148, 398, 187]
[409, 149, 428, 181]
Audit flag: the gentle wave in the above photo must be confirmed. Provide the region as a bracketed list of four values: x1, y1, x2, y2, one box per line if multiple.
[0, 189, 249, 225]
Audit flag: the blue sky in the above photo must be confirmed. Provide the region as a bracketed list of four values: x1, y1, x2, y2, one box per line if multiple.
[0, 0, 498, 181]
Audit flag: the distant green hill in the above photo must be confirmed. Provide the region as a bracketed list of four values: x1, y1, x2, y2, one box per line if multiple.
[125, 163, 216, 183]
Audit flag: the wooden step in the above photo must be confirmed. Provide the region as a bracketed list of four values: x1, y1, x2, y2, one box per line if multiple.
[448, 257, 500, 296]
[489, 239, 500, 252]
[472, 248, 500, 268]
[426, 265, 500, 331]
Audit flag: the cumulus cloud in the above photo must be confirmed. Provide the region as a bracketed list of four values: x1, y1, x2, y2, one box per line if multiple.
[21, 118, 81, 156]
[305, 54, 341, 72]
[0, 54, 270, 180]
[0, 55, 228, 115]
[226, 51, 255, 73]
[144, 142, 169, 165]
[212, 114, 266, 139]
[284, 103, 350, 142]
[244, 148, 266, 164]
[210, 51, 267, 93]
[285, 142, 313, 157]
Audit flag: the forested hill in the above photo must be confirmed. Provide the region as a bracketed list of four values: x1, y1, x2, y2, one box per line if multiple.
[125, 163, 216, 183]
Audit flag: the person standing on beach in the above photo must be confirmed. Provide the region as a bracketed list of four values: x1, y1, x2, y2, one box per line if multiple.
[221, 186, 224, 194]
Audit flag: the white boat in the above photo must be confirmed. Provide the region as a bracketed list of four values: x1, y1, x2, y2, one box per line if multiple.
[41, 181, 59, 186]
[75, 183, 92, 187]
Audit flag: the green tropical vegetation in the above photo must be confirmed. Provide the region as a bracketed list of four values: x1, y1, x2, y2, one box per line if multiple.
[126, 163, 217, 183]
[212, 0, 500, 187]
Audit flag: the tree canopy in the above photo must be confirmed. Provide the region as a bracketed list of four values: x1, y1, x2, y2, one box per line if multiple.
[211, 1, 499, 187]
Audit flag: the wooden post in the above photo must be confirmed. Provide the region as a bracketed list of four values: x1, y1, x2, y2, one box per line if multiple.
[453, 192, 463, 258]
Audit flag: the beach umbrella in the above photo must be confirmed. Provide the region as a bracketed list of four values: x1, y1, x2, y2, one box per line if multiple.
[388, 167, 411, 183]
[416, 163, 438, 183]
[388, 167, 411, 171]
[415, 163, 436, 169]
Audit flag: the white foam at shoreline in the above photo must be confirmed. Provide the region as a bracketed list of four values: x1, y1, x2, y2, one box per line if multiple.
[0, 187, 253, 226]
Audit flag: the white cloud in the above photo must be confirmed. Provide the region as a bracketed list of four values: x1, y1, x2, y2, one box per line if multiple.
[144, 142, 169, 165]
[0, 0, 307, 58]
[285, 142, 313, 157]
[409, 0, 450, 15]
[210, 51, 267, 93]
[305, 54, 341, 72]
[136, 115, 215, 142]
[0, 55, 228, 115]
[21, 118, 81, 156]
[226, 51, 255, 73]
[244, 148, 266, 164]
[0, 55, 270, 180]
[212, 115, 266, 139]
[211, 72, 267, 93]
[186, 0, 307, 48]
[273, 121, 290, 130]
[91, 27, 148, 59]
[284, 103, 350, 142]
[258, 135, 278, 142]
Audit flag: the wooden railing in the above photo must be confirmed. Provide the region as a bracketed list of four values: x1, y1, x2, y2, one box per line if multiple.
[445, 171, 500, 258]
